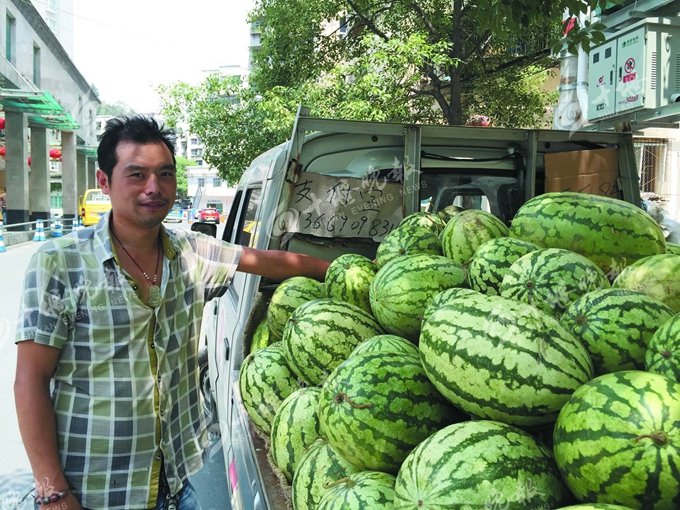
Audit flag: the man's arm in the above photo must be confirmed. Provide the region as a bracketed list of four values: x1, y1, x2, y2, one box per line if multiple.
[237, 247, 330, 282]
[15, 341, 82, 510]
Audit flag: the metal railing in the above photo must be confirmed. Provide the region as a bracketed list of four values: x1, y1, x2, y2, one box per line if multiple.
[2, 218, 77, 232]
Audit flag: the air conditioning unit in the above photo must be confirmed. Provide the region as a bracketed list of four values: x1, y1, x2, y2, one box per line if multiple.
[588, 17, 680, 122]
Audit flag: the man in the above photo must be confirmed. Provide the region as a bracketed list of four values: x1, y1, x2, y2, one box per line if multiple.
[14, 116, 330, 510]
[0, 188, 6, 220]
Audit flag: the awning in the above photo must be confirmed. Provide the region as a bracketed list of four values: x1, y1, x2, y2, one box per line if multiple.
[77, 146, 98, 157]
[28, 113, 80, 130]
[0, 89, 81, 130]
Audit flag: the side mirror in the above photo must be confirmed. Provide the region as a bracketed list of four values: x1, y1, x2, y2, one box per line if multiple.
[191, 222, 217, 238]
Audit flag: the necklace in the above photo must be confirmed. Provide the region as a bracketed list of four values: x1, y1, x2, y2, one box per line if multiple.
[110, 228, 163, 307]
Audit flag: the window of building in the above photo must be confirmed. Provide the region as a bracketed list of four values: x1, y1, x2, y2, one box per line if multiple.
[6, 14, 15, 64]
[191, 149, 198, 157]
[196, 159, 203, 166]
[47, 0, 58, 11]
[190, 138, 198, 145]
[46, 17, 57, 32]
[339, 17, 347, 38]
[213, 177, 222, 187]
[50, 161, 60, 173]
[32, 45, 41, 87]
[198, 177, 205, 187]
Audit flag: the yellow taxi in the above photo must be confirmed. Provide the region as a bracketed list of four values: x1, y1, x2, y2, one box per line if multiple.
[79, 189, 112, 226]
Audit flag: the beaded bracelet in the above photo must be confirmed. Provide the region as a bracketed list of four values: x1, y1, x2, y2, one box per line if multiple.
[34, 487, 71, 506]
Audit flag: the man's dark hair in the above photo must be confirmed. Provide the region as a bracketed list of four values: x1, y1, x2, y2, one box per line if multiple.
[97, 115, 176, 179]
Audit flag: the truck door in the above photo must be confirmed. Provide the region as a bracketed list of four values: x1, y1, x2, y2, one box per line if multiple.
[213, 185, 267, 508]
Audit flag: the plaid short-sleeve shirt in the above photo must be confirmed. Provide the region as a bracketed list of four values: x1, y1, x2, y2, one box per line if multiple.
[16, 212, 242, 509]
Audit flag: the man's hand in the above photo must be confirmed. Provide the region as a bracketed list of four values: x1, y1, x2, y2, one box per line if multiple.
[38, 491, 83, 510]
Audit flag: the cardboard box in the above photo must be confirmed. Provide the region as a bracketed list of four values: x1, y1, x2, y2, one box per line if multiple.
[544, 147, 622, 199]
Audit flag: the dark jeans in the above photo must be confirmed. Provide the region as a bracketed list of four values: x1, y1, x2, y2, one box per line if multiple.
[153, 479, 202, 510]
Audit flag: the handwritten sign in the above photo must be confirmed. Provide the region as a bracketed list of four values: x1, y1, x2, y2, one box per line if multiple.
[279, 174, 404, 241]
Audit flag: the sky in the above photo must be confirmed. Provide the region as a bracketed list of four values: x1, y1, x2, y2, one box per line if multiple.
[71, 0, 254, 113]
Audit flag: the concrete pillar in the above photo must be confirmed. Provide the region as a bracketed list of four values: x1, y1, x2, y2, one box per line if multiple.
[87, 157, 97, 188]
[29, 126, 50, 221]
[77, 149, 87, 199]
[5, 110, 29, 227]
[61, 131, 77, 224]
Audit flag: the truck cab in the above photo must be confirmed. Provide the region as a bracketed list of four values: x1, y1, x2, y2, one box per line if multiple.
[198, 108, 641, 509]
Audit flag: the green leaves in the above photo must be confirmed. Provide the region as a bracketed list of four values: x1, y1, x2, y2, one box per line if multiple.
[157, 75, 298, 185]
[156, 0, 622, 183]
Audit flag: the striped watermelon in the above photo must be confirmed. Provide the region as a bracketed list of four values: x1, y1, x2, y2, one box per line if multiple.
[553, 371, 680, 509]
[317, 471, 396, 510]
[500, 248, 610, 317]
[369, 254, 468, 342]
[249, 316, 272, 353]
[436, 204, 465, 223]
[238, 343, 302, 435]
[282, 298, 384, 386]
[509, 192, 666, 277]
[667, 242, 680, 255]
[468, 237, 540, 296]
[394, 420, 572, 509]
[560, 289, 675, 375]
[441, 209, 509, 264]
[375, 225, 442, 269]
[421, 287, 481, 323]
[292, 437, 361, 510]
[613, 254, 680, 312]
[420, 294, 593, 427]
[319, 352, 464, 473]
[348, 334, 420, 358]
[646, 314, 680, 382]
[267, 276, 325, 339]
[270, 387, 322, 483]
[325, 253, 377, 313]
[398, 211, 446, 236]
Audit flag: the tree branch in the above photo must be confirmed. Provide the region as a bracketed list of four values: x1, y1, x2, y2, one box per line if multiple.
[463, 48, 553, 83]
[346, 0, 389, 41]
[409, 1, 438, 40]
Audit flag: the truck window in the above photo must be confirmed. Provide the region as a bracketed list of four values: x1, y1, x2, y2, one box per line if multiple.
[222, 190, 243, 243]
[236, 188, 262, 247]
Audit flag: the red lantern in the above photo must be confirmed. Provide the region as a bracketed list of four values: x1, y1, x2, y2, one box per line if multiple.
[0, 117, 5, 129]
[50, 148, 62, 160]
[0, 147, 5, 157]
[28, 156, 31, 166]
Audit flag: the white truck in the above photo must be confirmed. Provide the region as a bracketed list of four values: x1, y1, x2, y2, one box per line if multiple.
[194, 107, 642, 510]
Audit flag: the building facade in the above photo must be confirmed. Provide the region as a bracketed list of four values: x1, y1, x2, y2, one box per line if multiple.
[186, 166, 237, 214]
[30, 0, 74, 60]
[0, 0, 99, 226]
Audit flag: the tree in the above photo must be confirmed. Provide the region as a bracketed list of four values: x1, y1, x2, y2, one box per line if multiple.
[157, 0, 620, 180]
[157, 75, 299, 185]
[97, 101, 138, 116]
[175, 157, 192, 198]
[250, 0, 618, 126]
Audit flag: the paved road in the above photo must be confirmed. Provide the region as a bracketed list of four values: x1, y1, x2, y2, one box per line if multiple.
[0, 219, 230, 509]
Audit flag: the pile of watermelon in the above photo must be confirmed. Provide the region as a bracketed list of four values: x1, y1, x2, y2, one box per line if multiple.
[238, 191, 680, 510]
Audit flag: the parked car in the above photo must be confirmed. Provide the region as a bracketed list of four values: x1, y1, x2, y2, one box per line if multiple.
[198, 207, 220, 224]
[79, 189, 112, 226]
[164, 205, 184, 223]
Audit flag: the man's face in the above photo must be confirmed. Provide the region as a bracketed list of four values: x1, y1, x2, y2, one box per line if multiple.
[97, 141, 176, 230]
